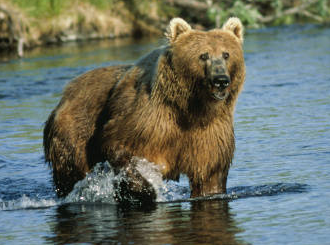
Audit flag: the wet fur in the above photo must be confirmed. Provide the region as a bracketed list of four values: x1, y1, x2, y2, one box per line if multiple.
[44, 18, 245, 198]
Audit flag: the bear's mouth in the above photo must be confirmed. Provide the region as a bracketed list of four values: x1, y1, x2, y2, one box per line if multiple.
[208, 75, 230, 101]
[212, 90, 228, 101]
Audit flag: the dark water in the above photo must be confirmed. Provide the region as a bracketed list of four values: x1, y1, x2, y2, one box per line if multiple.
[1, 26, 330, 245]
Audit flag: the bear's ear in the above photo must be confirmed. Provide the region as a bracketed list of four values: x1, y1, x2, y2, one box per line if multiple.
[222, 17, 244, 43]
[165, 18, 192, 43]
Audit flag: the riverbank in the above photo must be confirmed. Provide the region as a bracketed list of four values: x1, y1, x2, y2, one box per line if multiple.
[1, 0, 329, 57]
[0, 0, 170, 57]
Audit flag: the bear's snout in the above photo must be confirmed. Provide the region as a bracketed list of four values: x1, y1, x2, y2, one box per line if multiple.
[208, 58, 230, 91]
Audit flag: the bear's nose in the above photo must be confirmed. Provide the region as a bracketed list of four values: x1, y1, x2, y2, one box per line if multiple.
[212, 75, 230, 89]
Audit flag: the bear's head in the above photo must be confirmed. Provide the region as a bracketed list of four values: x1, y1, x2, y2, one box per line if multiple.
[165, 17, 245, 102]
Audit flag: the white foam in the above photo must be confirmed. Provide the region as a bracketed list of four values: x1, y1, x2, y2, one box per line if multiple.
[0, 159, 191, 210]
[0, 195, 57, 211]
[64, 161, 117, 203]
[65, 159, 190, 204]
[135, 158, 190, 202]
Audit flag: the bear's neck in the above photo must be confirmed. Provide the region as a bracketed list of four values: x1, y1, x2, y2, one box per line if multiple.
[151, 53, 232, 128]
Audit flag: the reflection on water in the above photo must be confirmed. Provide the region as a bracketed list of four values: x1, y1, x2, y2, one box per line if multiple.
[0, 37, 161, 70]
[47, 201, 244, 245]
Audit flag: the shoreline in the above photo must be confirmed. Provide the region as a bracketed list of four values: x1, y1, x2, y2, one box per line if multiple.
[0, 1, 166, 57]
[1, 0, 329, 57]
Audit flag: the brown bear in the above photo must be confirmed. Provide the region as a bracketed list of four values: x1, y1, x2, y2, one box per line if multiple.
[43, 17, 245, 200]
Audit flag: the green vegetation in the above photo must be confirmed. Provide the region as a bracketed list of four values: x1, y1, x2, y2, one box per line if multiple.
[10, 0, 115, 17]
[204, 0, 330, 28]
[6, 0, 330, 27]
[1, 0, 329, 56]
[207, 1, 263, 28]
[8, 0, 176, 20]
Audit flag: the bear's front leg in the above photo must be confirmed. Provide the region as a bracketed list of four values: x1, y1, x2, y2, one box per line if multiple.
[190, 169, 228, 198]
[113, 163, 157, 204]
[107, 150, 157, 204]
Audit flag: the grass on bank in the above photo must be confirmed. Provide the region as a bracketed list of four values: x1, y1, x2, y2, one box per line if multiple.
[206, 0, 330, 28]
[1, 0, 329, 56]
[10, 0, 114, 18]
[9, 0, 177, 20]
[8, 0, 330, 28]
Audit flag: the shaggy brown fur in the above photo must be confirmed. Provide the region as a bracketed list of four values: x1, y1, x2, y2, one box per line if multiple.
[44, 17, 245, 198]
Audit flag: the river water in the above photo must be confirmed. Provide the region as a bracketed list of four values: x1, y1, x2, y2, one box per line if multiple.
[1, 25, 330, 245]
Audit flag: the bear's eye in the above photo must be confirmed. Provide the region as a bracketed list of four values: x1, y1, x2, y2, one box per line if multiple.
[222, 52, 230, 60]
[200, 52, 209, 61]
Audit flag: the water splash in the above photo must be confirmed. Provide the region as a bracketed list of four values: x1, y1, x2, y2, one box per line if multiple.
[135, 158, 190, 202]
[63, 159, 308, 204]
[0, 158, 308, 210]
[0, 195, 57, 211]
[64, 161, 117, 203]
[64, 158, 190, 204]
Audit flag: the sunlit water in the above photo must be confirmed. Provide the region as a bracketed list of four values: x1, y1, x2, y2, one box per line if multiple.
[0, 25, 329, 245]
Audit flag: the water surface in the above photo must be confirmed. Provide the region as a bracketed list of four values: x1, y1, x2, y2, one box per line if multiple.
[1, 26, 330, 245]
